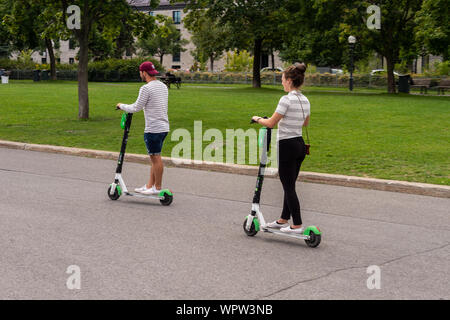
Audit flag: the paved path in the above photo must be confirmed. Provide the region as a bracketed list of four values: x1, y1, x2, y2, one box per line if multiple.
[0, 148, 449, 299]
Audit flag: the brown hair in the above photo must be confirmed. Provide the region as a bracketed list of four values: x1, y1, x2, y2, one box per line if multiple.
[283, 62, 307, 88]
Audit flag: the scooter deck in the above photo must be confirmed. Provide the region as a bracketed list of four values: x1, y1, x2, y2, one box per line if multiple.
[262, 227, 310, 240]
[124, 192, 164, 200]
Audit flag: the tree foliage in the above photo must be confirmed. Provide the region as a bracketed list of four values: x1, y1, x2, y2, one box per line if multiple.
[57, 0, 159, 119]
[184, 10, 228, 72]
[340, 0, 424, 93]
[279, 0, 350, 67]
[415, 0, 449, 60]
[185, 0, 289, 88]
[138, 14, 188, 65]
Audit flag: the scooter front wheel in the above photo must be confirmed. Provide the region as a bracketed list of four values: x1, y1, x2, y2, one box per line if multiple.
[107, 185, 121, 201]
[243, 218, 258, 237]
[160, 193, 173, 206]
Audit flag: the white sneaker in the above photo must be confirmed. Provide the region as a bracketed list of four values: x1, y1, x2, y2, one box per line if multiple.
[141, 186, 161, 195]
[280, 226, 305, 234]
[266, 220, 289, 229]
[135, 185, 151, 193]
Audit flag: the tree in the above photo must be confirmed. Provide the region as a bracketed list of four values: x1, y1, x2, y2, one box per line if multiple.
[341, 0, 424, 93]
[111, 12, 141, 59]
[38, 1, 68, 80]
[279, 0, 350, 68]
[138, 15, 188, 66]
[58, 0, 158, 119]
[186, 0, 289, 88]
[2, 0, 66, 80]
[0, 0, 13, 58]
[184, 10, 228, 72]
[415, 0, 449, 61]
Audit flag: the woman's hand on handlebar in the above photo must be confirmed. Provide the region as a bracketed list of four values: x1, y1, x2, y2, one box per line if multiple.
[253, 112, 283, 128]
[251, 116, 262, 124]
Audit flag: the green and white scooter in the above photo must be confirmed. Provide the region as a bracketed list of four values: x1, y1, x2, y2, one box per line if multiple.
[108, 112, 173, 206]
[243, 118, 321, 247]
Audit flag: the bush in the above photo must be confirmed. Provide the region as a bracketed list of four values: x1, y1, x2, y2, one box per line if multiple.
[320, 73, 336, 85]
[224, 50, 253, 72]
[56, 63, 78, 70]
[87, 57, 163, 82]
[433, 61, 449, 76]
[368, 75, 386, 87]
[0, 57, 35, 71]
[337, 74, 350, 86]
[201, 72, 212, 81]
[305, 73, 320, 86]
[3, 57, 164, 82]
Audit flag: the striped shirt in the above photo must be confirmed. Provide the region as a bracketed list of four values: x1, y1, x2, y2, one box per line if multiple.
[275, 91, 310, 141]
[119, 80, 169, 133]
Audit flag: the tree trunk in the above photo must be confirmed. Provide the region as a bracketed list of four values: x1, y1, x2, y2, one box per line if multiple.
[45, 38, 57, 81]
[160, 54, 163, 65]
[271, 51, 275, 70]
[77, 31, 90, 120]
[210, 55, 214, 72]
[386, 57, 396, 94]
[252, 38, 262, 88]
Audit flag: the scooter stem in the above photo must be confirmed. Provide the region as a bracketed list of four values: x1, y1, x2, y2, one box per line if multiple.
[252, 123, 272, 205]
[116, 113, 133, 175]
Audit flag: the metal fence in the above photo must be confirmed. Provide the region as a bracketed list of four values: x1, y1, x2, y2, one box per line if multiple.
[8, 69, 446, 89]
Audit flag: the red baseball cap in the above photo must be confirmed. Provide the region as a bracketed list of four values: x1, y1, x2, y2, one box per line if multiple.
[139, 61, 159, 76]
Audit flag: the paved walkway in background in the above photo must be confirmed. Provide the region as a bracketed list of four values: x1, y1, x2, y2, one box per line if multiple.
[0, 148, 449, 299]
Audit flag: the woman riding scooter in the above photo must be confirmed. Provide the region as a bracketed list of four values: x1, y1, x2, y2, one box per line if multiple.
[252, 63, 310, 234]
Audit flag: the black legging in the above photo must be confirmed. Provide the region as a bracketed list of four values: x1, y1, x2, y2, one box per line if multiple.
[278, 137, 307, 225]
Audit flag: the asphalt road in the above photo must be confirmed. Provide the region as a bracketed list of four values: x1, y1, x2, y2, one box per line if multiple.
[0, 148, 449, 300]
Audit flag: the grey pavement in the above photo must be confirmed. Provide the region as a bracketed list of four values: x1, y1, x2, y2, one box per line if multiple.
[0, 147, 449, 300]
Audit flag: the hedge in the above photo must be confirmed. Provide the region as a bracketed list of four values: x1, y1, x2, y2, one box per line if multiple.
[2, 57, 446, 88]
[175, 72, 446, 88]
[175, 72, 389, 87]
[2, 57, 163, 82]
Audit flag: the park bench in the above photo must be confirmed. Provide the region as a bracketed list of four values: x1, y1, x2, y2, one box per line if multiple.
[410, 78, 432, 94]
[436, 79, 450, 95]
[159, 72, 182, 89]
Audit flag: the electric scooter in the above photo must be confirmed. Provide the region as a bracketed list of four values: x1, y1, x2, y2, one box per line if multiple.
[243, 119, 321, 247]
[107, 112, 173, 206]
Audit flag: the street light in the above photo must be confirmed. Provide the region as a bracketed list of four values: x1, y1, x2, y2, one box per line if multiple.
[348, 36, 356, 91]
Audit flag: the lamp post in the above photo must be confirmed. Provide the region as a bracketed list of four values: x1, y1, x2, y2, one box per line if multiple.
[348, 36, 356, 91]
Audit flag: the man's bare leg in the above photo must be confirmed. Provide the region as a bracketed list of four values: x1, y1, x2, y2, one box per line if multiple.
[147, 155, 164, 190]
[147, 163, 155, 189]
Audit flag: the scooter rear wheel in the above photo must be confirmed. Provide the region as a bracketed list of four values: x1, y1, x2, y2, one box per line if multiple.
[243, 219, 258, 237]
[304, 231, 321, 248]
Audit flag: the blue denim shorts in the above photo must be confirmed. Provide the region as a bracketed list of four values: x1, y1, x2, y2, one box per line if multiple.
[144, 132, 168, 156]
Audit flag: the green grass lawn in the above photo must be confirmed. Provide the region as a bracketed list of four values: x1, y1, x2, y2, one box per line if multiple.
[1, 80, 449, 185]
